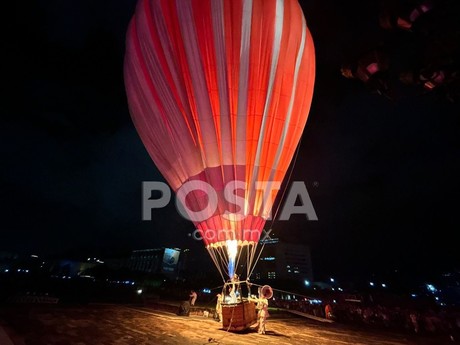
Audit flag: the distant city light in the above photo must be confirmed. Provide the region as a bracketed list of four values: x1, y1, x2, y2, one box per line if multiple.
[4, 269, 8, 273]
[31, 255, 38, 258]
[369, 282, 374, 286]
[411, 294, 417, 298]
[330, 278, 335, 283]
[304, 280, 310, 286]
[137, 289, 143, 295]
[338, 287, 343, 292]
[309, 299, 322, 304]
[435, 297, 439, 301]
[381, 283, 387, 288]
[202, 288, 211, 294]
[426, 284, 437, 293]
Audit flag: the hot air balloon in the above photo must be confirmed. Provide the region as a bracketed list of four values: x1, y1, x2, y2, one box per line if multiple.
[124, 0, 315, 286]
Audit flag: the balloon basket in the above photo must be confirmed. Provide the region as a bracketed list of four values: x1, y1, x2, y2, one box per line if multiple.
[221, 299, 257, 331]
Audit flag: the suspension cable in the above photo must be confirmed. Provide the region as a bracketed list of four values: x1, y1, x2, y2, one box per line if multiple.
[249, 282, 316, 300]
[207, 247, 225, 282]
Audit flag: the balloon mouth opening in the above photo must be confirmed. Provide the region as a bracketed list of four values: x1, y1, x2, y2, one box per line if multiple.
[206, 240, 258, 279]
[206, 240, 257, 249]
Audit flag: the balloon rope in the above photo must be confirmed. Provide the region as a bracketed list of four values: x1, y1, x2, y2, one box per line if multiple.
[212, 247, 225, 278]
[221, 246, 231, 279]
[207, 247, 225, 282]
[248, 240, 266, 279]
[247, 242, 258, 278]
[247, 243, 257, 279]
[234, 245, 244, 278]
[249, 282, 316, 300]
[245, 244, 250, 278]
[215, 250, 228, 282]
[206, 248, 218, 274]
[246, 243, 253, 278]
[211, 249, 225, 281]
[209, 284, 225, 292]
[216, 246, 230, 279]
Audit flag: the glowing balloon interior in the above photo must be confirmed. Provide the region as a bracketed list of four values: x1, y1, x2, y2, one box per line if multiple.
[124, 0, 315, 281]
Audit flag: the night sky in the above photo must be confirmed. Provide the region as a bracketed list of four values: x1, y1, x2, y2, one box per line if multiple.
[2, 0, 459, 280]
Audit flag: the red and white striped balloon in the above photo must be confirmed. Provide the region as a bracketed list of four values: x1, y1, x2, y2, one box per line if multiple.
[124, 0, 315, 278]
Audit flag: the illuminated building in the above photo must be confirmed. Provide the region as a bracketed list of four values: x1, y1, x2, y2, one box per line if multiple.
[128, 248, 182, 278]
[252, 237, 313, 282]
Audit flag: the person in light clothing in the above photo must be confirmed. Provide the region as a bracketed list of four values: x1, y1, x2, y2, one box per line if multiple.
[250, 290, 269, 335]
[228, 286, 237, 304]
[189, 290, 197, 306]
[215, 293, 223, 322]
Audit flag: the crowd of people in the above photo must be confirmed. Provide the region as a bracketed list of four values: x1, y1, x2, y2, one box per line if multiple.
[271, 298, 460, 338]
[333, 302, 460, 336]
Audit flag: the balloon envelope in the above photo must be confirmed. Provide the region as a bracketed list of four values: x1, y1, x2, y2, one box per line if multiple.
[124, 0, 315, 278]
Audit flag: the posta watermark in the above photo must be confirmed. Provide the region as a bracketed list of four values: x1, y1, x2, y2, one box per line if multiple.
[142, 180, 318, 223]
[188, 228, 274, 242]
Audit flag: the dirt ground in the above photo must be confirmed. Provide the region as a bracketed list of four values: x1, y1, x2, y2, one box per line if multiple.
[0, 304, 454, 345]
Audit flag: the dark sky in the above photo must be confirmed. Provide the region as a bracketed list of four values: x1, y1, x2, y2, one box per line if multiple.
[2, 0, 459, 280]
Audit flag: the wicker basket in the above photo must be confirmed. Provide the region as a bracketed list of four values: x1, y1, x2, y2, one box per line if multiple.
[221, 300, 257, 331]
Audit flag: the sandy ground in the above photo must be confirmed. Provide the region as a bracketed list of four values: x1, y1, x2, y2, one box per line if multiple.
[0, 304, 454, 345]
